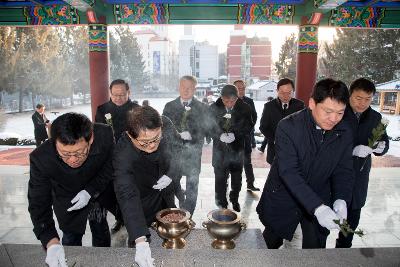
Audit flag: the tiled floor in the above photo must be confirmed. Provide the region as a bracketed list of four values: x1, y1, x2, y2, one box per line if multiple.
[0, 164, 399, 249]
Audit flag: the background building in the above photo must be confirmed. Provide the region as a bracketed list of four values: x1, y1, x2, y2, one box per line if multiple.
[227, 25, 272, 84]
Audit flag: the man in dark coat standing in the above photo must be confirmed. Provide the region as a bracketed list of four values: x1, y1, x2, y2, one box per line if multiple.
[259, 78, 304, 164]
[28, 113, 116, 267]
[233, 79, 259, 191]
[209, 84, 253, 212]
[335, 78, 389, 248]
[113, 106, 181, 267]
[32, 103, 50, 147]
[95, 79, 139, 232]
[163, 75, 209, 215]
[257, 78, 355, 249]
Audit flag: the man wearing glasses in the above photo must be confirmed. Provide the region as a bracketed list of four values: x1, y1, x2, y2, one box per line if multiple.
[113, 106, 182, 267]
[28, 113, 116, 267]
[95, 79, 139, 233]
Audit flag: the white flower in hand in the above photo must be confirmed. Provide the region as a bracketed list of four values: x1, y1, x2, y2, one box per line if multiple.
[105, 113, 112, 120]
[381, 117, 389, 126]
[223, 113, 231, 119]
[184, 106, 191, 111]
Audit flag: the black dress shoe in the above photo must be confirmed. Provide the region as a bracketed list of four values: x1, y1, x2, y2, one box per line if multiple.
[111, 220, 124, 233]
[247, 185, 260, 192]
[232, 202, 241, 212]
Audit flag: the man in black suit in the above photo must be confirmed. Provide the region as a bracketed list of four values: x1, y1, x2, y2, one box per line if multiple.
[259, 78, 305, 164]
[95, 79, 139, 232]
[32, 103, 50, 147]
[335, 78, 389, 248]
[28, 113, 116, 267]
[257, 79, 355, 249]
[162, 75, 209, 215]
[209, 85, 253, 212]
[233, 79, 259, 191]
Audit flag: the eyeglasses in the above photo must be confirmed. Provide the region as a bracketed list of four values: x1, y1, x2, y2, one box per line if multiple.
[111, 92, 128, 99]
[57, 143, 90, 161]
[134, 134, 162, 148]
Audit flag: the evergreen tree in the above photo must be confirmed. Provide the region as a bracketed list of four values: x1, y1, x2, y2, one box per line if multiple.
[319, 28, 400, 85]
[275, 33, 297, 81]
[109, 26, 149, 94]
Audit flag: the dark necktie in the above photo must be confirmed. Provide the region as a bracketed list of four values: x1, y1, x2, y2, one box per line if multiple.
[183, 101, 188, 107]
[355, 112, 361, 121]
[283, 103, 288, 111]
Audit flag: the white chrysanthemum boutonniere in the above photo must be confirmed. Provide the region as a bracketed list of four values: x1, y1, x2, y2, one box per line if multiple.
[105, 113, 113, 127]
[180, 106, 191, 131]
[222, 113, 231, 133]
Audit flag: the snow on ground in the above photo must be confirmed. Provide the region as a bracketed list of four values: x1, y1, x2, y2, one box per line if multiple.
[0, 99, 399, 156]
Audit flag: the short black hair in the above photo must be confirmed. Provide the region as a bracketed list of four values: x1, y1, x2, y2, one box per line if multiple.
[126, 106, 162, 138]
[109, 79, 129, 91]
[277, 78, 294, 90]
[221, 84, 238, 97]
[311, 78, 349, 105]
[349, 78, 376, 95]
[36, 103, 45, 109]
[50, 113, 93, 145]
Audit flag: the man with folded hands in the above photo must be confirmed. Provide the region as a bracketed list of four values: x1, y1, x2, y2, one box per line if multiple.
[208, 84, 253, 213]
[257, 78, 355, 249]
[113, 106, 182, 267]
[28, 113, 117, 267]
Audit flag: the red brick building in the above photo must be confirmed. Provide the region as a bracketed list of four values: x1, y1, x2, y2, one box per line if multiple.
[227, 25, 272, 84]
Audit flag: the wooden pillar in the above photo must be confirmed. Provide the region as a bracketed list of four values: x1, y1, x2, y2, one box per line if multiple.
[395, 92, 400, 115]
[379, 91, 385, 113]
[295, 25, 318, 106]
[88, 23, 109, 120]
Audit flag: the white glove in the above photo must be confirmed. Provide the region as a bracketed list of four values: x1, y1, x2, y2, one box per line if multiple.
[152, 175, 172, 191]
[373, 141, 386, 154]
[45, 244, 67, 267]
[314, 204, 340, 230]
[179, 131, 192, 141]
[333, 199, 347, 223]
[219, 133, 235, 143]
[67, 190, 91, 211]
[135, 242, 155, 267]
[352, 145, 373, 158]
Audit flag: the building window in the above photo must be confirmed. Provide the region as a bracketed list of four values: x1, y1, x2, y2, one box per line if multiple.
[195, 50, 200, 58]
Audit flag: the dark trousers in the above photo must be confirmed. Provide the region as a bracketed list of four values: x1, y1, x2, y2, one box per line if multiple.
[214, 165, 242, 208]
[172, 172, 200, 216]
[243, 151, 255, 186]
[263, 215, 328, 249]
[260, 138, 268, 151]
[62, 217, 110, 247]
[336, 208, 362, 248]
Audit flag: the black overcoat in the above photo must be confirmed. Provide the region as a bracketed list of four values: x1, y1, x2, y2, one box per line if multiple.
[257, 109, 355, 240]
[112, 116, 181, 241]
[95, 99, 139, 141]
[32, 111, 49, 142]
[209, 98, 253, 167]
[28, 123, 116, 247]
[259, 97, 304, 164]
[241, 96, 257, 153]
[343, 105, 389, 210]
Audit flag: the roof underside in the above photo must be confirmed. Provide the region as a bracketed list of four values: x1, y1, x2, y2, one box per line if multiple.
[0, 0, 399, 27]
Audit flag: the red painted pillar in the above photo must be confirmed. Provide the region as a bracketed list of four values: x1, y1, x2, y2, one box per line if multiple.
[295, 24, 319, 106]
[88, 23, 109, 120]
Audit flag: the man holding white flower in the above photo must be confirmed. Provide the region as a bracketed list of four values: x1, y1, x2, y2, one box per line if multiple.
[162, 75, 209, 215]
[209, 84, 253, 212]
[95, 79, 139, 233]
[335, 78, 389, 248]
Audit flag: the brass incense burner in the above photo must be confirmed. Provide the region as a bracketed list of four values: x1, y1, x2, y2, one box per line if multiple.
[151, 208, 195, 249]
[202, 209, 246, 249]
